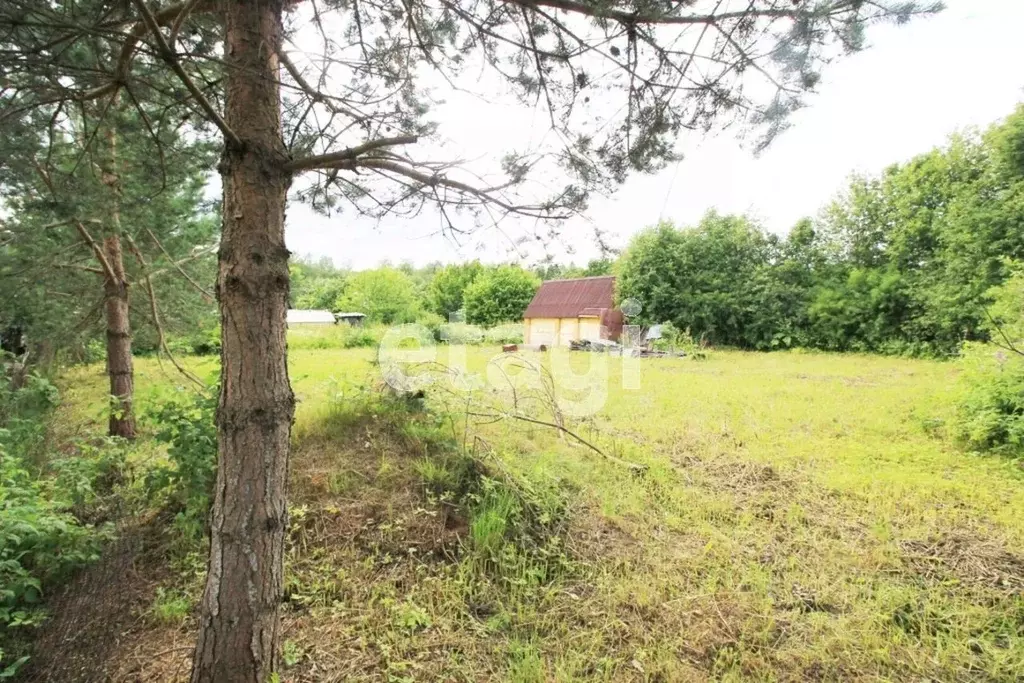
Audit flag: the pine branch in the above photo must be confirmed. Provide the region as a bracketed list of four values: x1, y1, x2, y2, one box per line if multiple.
[33, 162, 120, 283]
[139, 228, 215, 300]
[125, 233, 207, 389]
[284, 135, 420, 173]
[82, 0, 214, 101]
[128, 0, 241, 148]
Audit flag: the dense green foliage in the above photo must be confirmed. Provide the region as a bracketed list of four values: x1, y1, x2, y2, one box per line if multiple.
[619, 106, 1024, 356]
[954, 344, 1024, 456]
[463, 266, 540, 326]
[0, 373, 122, 675]
[428, 262, 484, 318]
[617, 213, 783, 349]
[288, 259, 541, 329]
[290, 257, 349, 311]
[336, 268, 422, 324]
[953, 263, 1024, 457]
[0, 105, 218, 363]
[145, 389, 218, 544]
[532, 258, 614, 282]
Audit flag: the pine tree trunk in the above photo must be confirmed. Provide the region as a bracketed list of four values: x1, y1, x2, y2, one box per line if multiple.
[101, 106, 135, 440]
[190, 0, 294, 681]
[102, 234, 135, 439]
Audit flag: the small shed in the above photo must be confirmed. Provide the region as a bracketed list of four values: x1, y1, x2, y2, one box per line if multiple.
[523, 275, 623, 347]
[287, 309, 336, 327]
[334, 312, 366, 327]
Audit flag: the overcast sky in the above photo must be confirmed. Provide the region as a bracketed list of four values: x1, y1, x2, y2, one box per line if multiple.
[284, 0, 1024, 270]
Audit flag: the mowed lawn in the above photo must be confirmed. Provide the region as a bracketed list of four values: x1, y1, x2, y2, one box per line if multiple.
[59, 346, 1024, 681]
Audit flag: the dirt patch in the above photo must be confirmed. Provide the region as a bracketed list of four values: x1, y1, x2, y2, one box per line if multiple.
[568, 508, 639, 563]
[21, 516, 175, 683]
[289, 418, 470, 564]
[900, 532, 1024, 593]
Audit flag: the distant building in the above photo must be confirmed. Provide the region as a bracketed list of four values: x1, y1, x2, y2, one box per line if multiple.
[522, 275, 623, 347]
[286, 309, 336, 326]
[334, 312, 366, 327]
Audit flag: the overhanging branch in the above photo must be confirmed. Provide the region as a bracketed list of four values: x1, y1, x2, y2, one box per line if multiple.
[284, 135, 419, 173]
[82, 0, 214, 101]
[354, 158, 571, 218]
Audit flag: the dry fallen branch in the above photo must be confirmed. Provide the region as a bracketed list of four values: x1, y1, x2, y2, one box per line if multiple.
[389, 357, 647, 474]
[467, 408, 647, 474]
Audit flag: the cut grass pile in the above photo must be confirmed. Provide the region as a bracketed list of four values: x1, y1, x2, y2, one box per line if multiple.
[43, 346, 1024, 681]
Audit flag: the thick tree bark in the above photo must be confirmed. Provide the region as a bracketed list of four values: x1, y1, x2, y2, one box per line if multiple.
[190, 1, 294, 681]
[102, 234, 135, 439]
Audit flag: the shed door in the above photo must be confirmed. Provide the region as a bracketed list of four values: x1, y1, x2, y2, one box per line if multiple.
[559, 318, 579, 346]
[529, 319, 556, 346]
[579, 317, 601, 341]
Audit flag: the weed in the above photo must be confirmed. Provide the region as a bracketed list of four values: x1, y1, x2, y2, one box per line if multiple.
[506, 642, 545, 683]
[143, 387, 217, 549]
[955, 342, 1024, 457]
[393, 600, 432, 632]
[151, 587, 191, 625]
[282, 639, 305, 667]
[0, 375, 117, 673]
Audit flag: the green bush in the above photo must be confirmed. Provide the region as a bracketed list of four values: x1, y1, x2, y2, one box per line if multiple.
[437, 322, 523, 345]
[463, 266, 539, 327]
[145, 388, 218, 544]
[0, 376, 114, 676]
[418, 312, 446, 341]
[439, 322, 485, 344]
[954, 343, 1024, 457]
[341, 326, 383, 348]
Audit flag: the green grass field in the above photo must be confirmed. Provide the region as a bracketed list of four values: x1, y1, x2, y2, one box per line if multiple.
[57, 346, 1024, 682]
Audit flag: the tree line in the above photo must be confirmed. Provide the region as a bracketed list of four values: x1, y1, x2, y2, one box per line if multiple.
[619, 105, 1024, 357]
[289, 257, 613, 326]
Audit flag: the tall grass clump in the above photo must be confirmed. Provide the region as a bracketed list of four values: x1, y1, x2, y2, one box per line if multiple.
[319, 384, 574, 594]
[483, 323, 524, 345]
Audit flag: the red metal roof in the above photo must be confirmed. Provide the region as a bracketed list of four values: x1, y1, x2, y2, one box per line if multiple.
[523, 276, 617, 319]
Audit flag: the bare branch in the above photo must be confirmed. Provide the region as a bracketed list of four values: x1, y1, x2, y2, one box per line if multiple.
[54, 263, 105, 275]
[279, 50, 366, 123]
[510, 0, 843, 26]
[125, 233, 207, 389]
[984, 308, 1024, 358]
[467, 409, 647, 473]
[284, 135, 419, 173]
[139, 228, 215, 300]
[354, 158, 570, 218]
